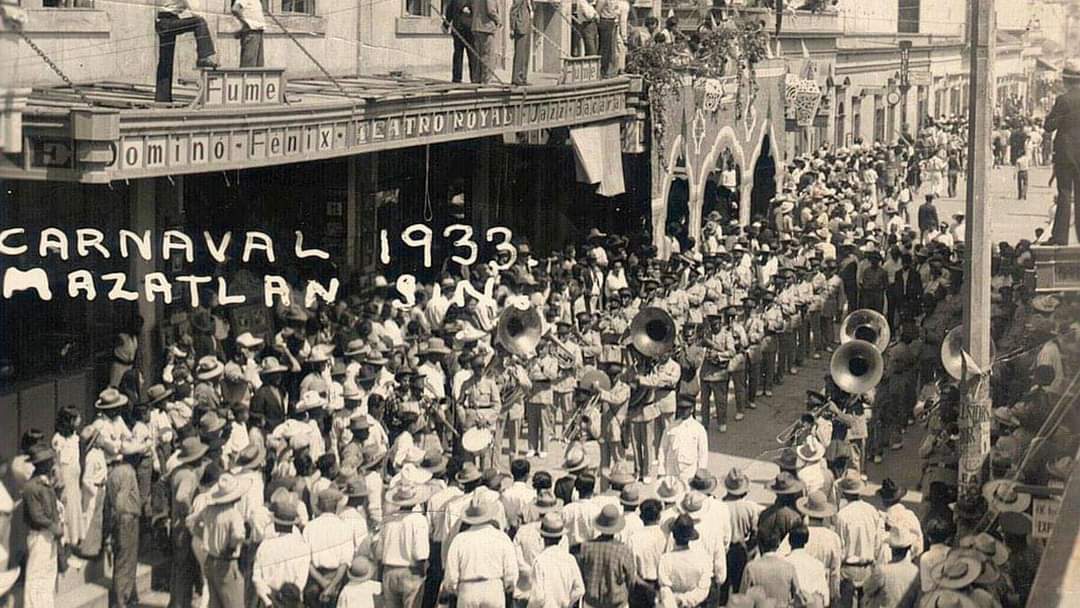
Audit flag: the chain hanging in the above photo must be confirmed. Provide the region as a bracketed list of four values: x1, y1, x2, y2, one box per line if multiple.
[14, 28, 95, 107]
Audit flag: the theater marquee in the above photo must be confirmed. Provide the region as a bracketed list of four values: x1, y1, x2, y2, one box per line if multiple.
[2, 67, 635, 183]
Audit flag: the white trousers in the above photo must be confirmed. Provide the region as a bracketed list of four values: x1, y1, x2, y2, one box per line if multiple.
[24, 530, 57, 608]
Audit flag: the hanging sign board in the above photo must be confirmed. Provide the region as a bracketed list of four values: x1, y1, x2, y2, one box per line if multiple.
[1033, 496, 1061, 540]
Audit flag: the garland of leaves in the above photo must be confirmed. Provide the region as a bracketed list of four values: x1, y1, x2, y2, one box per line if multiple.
[626, 20, 770, 169]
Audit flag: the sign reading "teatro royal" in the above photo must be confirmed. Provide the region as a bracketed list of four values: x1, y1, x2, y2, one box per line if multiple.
[110, 93, 627, 175]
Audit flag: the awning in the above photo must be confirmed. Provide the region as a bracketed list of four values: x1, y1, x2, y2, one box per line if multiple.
[571, 121, 625, 197]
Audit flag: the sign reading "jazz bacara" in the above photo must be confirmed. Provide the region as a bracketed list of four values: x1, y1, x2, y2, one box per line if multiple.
[111, 93, 627, 174]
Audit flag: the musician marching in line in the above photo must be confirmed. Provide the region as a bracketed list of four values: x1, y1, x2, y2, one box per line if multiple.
[552, 321, 583, 439]
[744, 297, 765, 407]
[457, 352, 503, 469]
[724, 304, 752, 422]
[525, 339, 560, 458]
[700, 312, 731, 432]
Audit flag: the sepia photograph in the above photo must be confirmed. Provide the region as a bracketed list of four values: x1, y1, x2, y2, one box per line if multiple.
[0, 0, 1077, 606]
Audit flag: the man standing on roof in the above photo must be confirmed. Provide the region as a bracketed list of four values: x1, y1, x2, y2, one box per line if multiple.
[471, 0, 502, 83]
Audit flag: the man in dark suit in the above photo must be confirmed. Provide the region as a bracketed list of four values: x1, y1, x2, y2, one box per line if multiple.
[917, 193, 940, 242]
[889, 253, 923, 329]
[1045, 60, 1080, 245]
[444, 0, 478, 83]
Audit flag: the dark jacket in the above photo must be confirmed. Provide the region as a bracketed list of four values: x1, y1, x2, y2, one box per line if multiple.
[917, 202, 939, 233]
[471, 0, 500, 34]
[1044, 87, 1080, 172]
[509, 0, 531, 37]
[251, 384, 287, 428]
[23, 476, 62, 538]
[891, 267, 924, 312]
[444, 0, 473, 31]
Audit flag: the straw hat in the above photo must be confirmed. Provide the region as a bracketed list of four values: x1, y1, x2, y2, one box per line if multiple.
[929, 554, 983, 590]
[195, 356, 225, 381]
[386, 483, 431, 508]
[296, 391, 327, 413]
[982, 479, 1031, 513]
[343, 475, 369, 499]
[960, 533, 1010, 566]
[420, 446, 449, 476]
[533, 491, 563, 514]
[768, 472, 805, 495]
[95, 388, 129, 411]
[208, 474, 253, 506]
[679, 492, 709, 523]
[797, 437, 825, 464]
[918, 589, 979, 608]
[258, 356, 289, 376]
[174, 437, 209, 466]
[835, 469, 865, 495]
[143, 384, 174, 406]
[347, 556, 376, 582]
[796, 490, 838, 518]
[199, 411, 226, 435]
[724, 468, 750, 496]
[593, 504, 625, 535]
[605, 463, 636, 487]
[271, 492, 301, 526]
[235, 332, 264, 349]
[562, 442, 589, 473]
[656, 476, 687, 504]
[398, 463, 433, 486]
[876, 478, 907, 504]
[689, 469, 718, 494]
[460, 494, 499, 526]
[619, 485, 644, 507]
[234, 445, 265, 472]
[455, 462, 483, 485]
[539, 512, 566, 539]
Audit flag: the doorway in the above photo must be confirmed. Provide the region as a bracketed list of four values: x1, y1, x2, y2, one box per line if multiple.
[750, 134, 777, 223]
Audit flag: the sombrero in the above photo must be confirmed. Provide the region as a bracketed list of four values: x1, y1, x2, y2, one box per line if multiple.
[796, 490, 838, 519]
[208, 474, 253, 506]
[982, 479, 1031, 513]
[386, 483, 431, 508]
[95, 388, 129, 411]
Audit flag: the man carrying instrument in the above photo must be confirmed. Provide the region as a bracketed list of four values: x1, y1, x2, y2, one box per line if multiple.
[700, 313, 731, 432]
[761, 292, 783, 398]
[552, 321, 583, 438]
[597, 356, 630, 472]
[724, 304, 753, 422]
[525, 340, 560, 458]
[457, 352, 503, 469]
[744, 297, 765, 408]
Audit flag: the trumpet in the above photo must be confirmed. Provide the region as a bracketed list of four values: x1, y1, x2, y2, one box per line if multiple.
[776, 401, 832, 444]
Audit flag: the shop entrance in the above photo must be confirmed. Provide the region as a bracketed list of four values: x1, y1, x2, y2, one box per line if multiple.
[750, 134, 777, 223]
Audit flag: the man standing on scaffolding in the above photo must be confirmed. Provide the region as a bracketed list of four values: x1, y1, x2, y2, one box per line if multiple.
[155, 0, 219, 102]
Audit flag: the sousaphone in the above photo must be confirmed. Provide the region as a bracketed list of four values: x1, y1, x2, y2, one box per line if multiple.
[629, 307, 677, 359]
[840, 309, 892, 352]
[495, 304, 542, 358]
[830, 339, 884, 395]
[941, 325, 996, 380]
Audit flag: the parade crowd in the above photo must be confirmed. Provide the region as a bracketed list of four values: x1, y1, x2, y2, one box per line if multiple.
[0, 116, 1077, 608]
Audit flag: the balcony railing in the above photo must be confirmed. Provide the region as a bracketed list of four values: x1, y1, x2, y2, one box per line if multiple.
[659, 3, 840, 35]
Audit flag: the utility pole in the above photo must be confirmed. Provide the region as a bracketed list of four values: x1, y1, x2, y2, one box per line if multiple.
[958, 0, 994, 531]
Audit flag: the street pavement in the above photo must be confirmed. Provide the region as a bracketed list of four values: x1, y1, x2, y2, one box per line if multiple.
[935, 163, 1056, 244]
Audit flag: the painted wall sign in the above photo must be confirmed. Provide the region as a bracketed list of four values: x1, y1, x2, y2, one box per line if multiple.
[1033, 496, 1060, 540]
[562, 56, 601, 84]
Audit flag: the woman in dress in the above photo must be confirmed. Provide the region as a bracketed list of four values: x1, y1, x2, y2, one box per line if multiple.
[51, 407, 84, 548]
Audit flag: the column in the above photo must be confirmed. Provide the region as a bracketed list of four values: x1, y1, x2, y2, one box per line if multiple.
[471, 137, 497, 232]
[130, 178, 165, 390]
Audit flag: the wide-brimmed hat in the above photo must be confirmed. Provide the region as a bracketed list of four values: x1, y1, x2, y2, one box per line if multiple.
[982, 479, 1031, 513]
[930, 554, 983, 589]
[769, 472, 805, 495]
[271, 492, 301, 526]
[235, 332, 264, 350]
[562, 442, 589, 473]
[200, 410, 226, 435]
[455, 462, 483, 484]
[689, 469, 718, 494]
[420, 446, 449, 476]
[461, 494, 499, 525]
[724, 468, 750, 496]
[258, 356, 289, 376]
[347, 556, 376, 582]
[29, 445, 55, 465]
[679, 492, 709, 522]
[195, 356, 225, 381]
[619, 485, 644, 507]
[343, 475, 369, 498]
[386, 483, 431, 508]
[419, 337, 452, 356]
[836, 469, 865, 495]
[95, 387, 129, 410]
[143, 384, 174, 406]
[344, 339, 368, 357]
[349, 415, 372, 433]
[960, 533, 1010, 566]
[398, 463, 433, 485]
[593, 503, 625, 534]
[796, 490, 838, 518]
[539, 512, 566, 538]
[462, 427, 493, 453]
[797, 437, 825, 464]
[209, 474, 253, 505]
[234, 445, 265, 471]
[876, 478, 907, 503]
[656, 476, 687, 504]
[774, 448, 799, 472]
[605, 463, 636, 487]
[174, 437, 209, 466]
[358, 444, 384, 471]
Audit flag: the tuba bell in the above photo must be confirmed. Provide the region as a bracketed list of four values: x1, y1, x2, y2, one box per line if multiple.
[629, 307, 677, 359]
[941, 325, 995, 380]
[830, 339, 884, 395]
[840, 309, 892, 352]
[495, 304, 542, 358]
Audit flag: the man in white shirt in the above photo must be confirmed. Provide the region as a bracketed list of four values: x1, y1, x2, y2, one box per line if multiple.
[832, 473, 884, 561]
[784, 526, 829, 608]
[502, 459, 538, 532]
[252, 493, 311, 607]
[380, 485, 431, 608]
[625, 499, 667, 608]
[303, 489, 355, 604]
[230, 0, 265, 67]
[527, 513, 585, 608]
[658, 397, 709, 482]
[443, 496, 519, 606]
